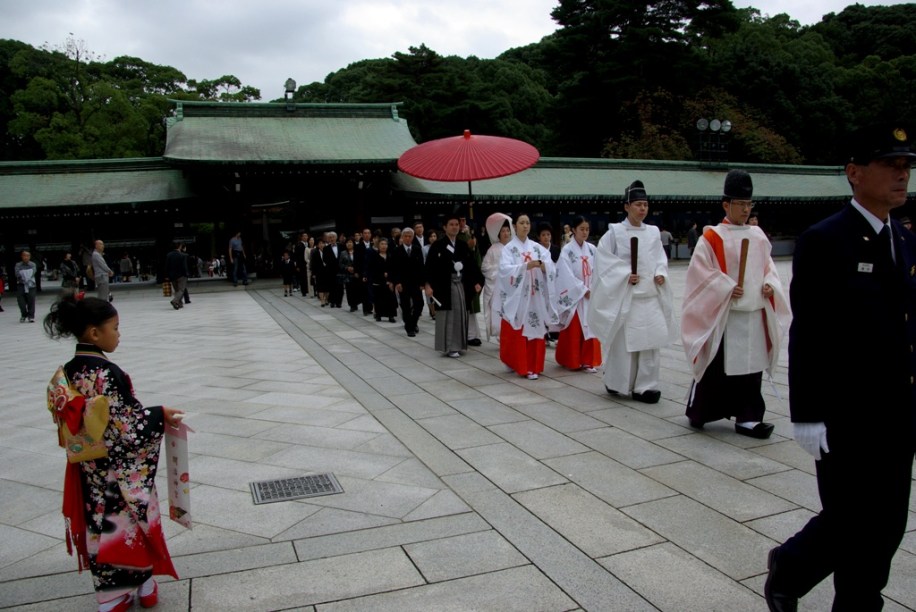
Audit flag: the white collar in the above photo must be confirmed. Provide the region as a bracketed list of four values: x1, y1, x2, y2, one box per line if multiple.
[851, 198, 890, 235]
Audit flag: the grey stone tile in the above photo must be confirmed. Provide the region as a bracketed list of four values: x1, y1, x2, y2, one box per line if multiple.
[535, 384, 613, 411]
[0, 481, 61, 529]
[303, 475, 438, 519]
[489, 420, 589, 459]
[189, 455, 308, 492]
[191, 548, 424, 610]
[366, 375, 423, 397]
[187, 431, 292, 462]
[0, 449, 64, 489]
[274, 506, 400, 540]
[180, 412, 278, 437]
[417, 413, 504, 449]
[293, 512, 488, 561]
[0, 567, 92, 608]
[571, 427, 684, 469]
[354, 433, 413, 457]
[476, 382, 551, 406]
[387, 392, 457, 419]
[587, 405, 694, 440]
[402, 489, 471, 521]
[254, 423, 379, 450]
[374, 458, 446, 489]
[404, 530, 528, 582]
[249, 405, 362, 428]
[190, 484, 321, 539]
[514, 484, 663, 557]
[163, 522, 270, 557]
[655, 432, 790, 480]
[173, 541, 297, 579]
[886, 549, 916, 610]
[317, 565, 576, 612]
[336, 414, 388, 433]
[512, 401, 607, 433]
[264, 444, 405, 480]
[457, 443, 568, 494]
[640, 461, 798, 522]
[746, 469, 822, 512]
[545, 451, 676, 508]
[745, 508, 818, 543]
[417, 379, 488, 402]
[751, 439, 818, 476]
[623, 495, 777, 580]
[447, 396, 528, 426]
[601, 542, 767, 611]
[0, 524, 60, 570]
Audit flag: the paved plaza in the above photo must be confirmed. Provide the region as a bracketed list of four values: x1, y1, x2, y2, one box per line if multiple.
[1, 260, 914, 611]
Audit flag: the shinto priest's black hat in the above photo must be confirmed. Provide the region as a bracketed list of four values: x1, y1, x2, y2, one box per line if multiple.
[723, 169, 753, 199]
[625, 180, 647, 203]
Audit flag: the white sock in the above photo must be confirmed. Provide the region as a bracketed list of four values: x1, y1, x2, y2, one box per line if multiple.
[98, 593, 132, 612]
[737, 421, 759, 428]
[139, 577, 156, 596]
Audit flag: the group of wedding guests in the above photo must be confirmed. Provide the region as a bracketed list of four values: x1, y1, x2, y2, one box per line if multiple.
[431, 170, 788, 442]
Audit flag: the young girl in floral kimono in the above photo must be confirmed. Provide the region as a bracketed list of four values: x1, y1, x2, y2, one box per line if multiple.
[554, 215, 602, 372]
[44, 293, 184, 612]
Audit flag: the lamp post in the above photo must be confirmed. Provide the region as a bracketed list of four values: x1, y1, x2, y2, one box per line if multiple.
[696, 118, 732, 163]
[284, 78, 297, 111]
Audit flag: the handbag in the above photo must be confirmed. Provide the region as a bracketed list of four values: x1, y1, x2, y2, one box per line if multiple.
[47, 366, 109, 463]
[163, 281, 172, 297]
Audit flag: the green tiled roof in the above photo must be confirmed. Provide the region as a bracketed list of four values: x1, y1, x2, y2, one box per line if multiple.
[394, 158, 868, 201]
[0, 158, 193, 208]
[164, 101, 418, 164]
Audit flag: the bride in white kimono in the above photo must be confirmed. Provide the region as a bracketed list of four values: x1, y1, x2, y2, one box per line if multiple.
[481, 213, 514, 341]
[498, 214, 558, 380]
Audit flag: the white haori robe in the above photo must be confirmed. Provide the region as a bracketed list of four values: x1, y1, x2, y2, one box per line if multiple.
[681, 222, 790, 381]
[554, 238, 598, 339]
[588, 221, 676, 392]
[481, 242, 505, 339]
[498, 237, 559, 339]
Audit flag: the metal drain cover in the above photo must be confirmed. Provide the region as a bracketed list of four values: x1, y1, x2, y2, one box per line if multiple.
[249, 474, 343, 505]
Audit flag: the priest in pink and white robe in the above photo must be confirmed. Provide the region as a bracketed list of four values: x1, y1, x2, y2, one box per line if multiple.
[681, 170, 790, 439]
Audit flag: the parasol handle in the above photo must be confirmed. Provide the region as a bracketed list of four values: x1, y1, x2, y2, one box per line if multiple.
[630, 237, 638, 275]
[737, 238, 749, 289]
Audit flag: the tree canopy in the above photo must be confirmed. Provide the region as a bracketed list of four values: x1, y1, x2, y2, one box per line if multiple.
[2, 3, 915, 164]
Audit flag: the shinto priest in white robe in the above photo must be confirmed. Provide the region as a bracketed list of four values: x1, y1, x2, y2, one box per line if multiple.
[588, 219, 676, 394]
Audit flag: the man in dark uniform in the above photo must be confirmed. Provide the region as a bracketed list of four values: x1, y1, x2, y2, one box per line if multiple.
[354, 228, 373, 315]
[765, 125, 916, 611]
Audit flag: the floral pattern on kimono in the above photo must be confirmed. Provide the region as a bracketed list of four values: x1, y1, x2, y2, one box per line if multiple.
[554, 239, 598, 338]
[498, 237, 559, 340]
[63, 344, 177, 602]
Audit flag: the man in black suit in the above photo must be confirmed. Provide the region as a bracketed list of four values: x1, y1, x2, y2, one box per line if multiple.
[294, 231, 310, 297]
[389, 227, 426, 337]
[765, 125, 916, 611]
[354, 228, 373, 315]
[322, 231, 343, 308]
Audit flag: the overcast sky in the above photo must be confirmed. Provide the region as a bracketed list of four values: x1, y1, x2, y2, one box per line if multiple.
[2, 1, 910, 101]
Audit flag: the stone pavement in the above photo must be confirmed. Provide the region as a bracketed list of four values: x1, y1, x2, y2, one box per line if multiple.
[1, 261, 913, 611]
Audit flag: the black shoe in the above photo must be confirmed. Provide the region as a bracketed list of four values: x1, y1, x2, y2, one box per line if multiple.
[172, 303, 180, 310]
[735, 422, 775, 439]
[764, 547, 798, 612]
[388, 317, 396, 323]
[349, 307, 358, 312]
[605, 387, 620, 395]
[467, 338, 482, 346]
[108, 294, 114, 302]
[375, 316, 381, 321]
[184, 300, 191, 304]
[688, 419, 704, 430]
[414, 327, 420, 333]
[407, 332, 416, 337]
[632, 390, 661, 404]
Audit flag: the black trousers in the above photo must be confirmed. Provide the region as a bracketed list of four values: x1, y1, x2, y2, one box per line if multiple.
[398, 286, 424, 333]
[685, 342, 764, 425]
[774, 437, 913, 611]
[298, 268, 309, 296]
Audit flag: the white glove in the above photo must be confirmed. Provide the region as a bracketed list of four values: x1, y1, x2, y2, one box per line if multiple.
[793, 422, 829, 459]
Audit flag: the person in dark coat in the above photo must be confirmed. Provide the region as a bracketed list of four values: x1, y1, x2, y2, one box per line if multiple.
[388, 227, 426, 337]
[353, 228, 373, 315]
[367, 238, 397, 322]
[765, 124, 916, 612]
[310, 238, 327, 305]
[294, 232, 310, 297]
[164, 242, 189, 310]
[321, 232, 343, 308]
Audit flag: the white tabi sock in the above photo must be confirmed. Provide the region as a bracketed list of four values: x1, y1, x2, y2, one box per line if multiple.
[737, 421, 759, 428]
[138, 577, 156, 596]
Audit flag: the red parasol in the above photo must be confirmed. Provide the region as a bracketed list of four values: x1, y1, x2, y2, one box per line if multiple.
[398, 129, 539, 218]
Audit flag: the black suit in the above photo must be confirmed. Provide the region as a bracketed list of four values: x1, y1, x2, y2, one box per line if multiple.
[389, 242, 426, 334]
[776, 203, 916, 609]
[294, 240, 309, 296]
[354, 241, 373, 314]
[321, 244, 342, 307]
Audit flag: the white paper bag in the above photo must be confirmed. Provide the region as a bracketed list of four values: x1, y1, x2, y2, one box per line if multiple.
[165, 422, 193, 529]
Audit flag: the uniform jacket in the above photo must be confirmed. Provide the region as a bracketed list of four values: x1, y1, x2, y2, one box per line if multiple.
[789, 204, 916, 446]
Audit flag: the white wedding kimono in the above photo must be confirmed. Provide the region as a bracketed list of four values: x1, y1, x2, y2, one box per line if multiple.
[481, 242, 505, 339]
[498, 237, 559, 339]
[588, 220, 676, 394]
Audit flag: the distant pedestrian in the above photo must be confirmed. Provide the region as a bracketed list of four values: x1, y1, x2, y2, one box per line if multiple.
[119, 253, 133, 282]
[686, 221, 698, 255]
[15, 250, 38, 322]
[279, 250, 295, 296]
[659, 227, 673, 259]
[165, 242, 189, 310]
[59, 252, 80, 289]
[91, 240, 113, 302]
[228, 232, 248, 286]
[294, 232, 310, 297]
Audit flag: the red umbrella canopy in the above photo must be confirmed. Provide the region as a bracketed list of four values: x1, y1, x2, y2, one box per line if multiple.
[398, 129, 539, 182]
